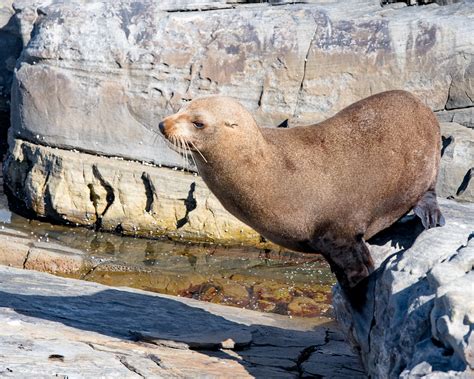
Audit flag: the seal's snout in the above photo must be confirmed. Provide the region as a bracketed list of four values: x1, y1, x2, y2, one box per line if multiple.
[158, 121, 165, 134]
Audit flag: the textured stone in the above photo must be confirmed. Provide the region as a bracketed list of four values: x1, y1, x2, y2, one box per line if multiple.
[7, 0, 474, 169]
[438, 122, 474, 202]
[132, 328, 253, 350]
[287, 296, 321, 317]
[333, 198, 474, 378]
[23, 247, 87, 274]
[3, 0, 474, 242]
[0, 0, 20, 114]
[3, 138, 261, 246]
[429, 243, 474, 371]
[0, 236, 29, 268]
[437, 108, 474, 129]
[0, 0, 21, 155]
[0, 265, 364, 378]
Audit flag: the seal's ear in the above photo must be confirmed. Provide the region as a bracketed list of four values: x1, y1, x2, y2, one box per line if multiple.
[224, 122, 238, 129]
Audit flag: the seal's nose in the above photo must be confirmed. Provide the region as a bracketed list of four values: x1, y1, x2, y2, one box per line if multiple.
[159, 122, 165, 134]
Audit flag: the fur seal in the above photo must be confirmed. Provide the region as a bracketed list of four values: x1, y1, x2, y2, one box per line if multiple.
[158, 90, 445, 294]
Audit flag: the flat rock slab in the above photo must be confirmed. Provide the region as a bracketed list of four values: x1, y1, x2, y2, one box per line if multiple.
[0, 265, 364, 378]
[333, 198, 474, 378]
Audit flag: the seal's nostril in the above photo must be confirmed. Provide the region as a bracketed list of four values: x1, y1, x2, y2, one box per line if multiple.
[159, 122, 165, 134]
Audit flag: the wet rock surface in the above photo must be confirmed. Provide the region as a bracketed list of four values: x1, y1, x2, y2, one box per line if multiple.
[0, 220, 334, 318]
[0, 265, 364, 378]
[333, 198, 474, 378]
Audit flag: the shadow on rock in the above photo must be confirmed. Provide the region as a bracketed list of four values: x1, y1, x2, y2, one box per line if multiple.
[368, 214, 426, 253]
[0, 285, 365, 378]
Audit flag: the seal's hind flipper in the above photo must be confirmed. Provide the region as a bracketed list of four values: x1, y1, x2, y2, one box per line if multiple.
[413, 189, 445, 229]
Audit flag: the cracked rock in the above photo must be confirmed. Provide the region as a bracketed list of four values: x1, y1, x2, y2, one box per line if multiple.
[333, 198, 474, 378]
[0, 265, 363, 378]
[2, 0, 474, 243]
[3, 139, 261, 246]
[437, 123, 474, 202]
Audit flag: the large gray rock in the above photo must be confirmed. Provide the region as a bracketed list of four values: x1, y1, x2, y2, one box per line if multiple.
[438, 122, 474, 202]
[0, 0, 21, 154]
[3, 138, 262, 245]
[0, 265, 364, 378]
[333, 198, 474, 378]
[0, 0, 20, 114]
[7, 0, 474, 169]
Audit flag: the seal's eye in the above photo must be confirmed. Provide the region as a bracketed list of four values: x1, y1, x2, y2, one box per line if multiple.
[193, 122, 205, 129]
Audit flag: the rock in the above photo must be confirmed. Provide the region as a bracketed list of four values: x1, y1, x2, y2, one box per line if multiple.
[287, 296, 322, 317]
[333, 198, 474, 378]
[0, 0, 20, 114]
[446, 58, 474, 111]
[3, 139, 261, 246]
[438, 122, 474, 202]
[428, 242, 474, 373]
[0, 265, 364, 377]
[253, 282, 293, 303]
[0, 234, 29, 268]
[7, 0, 474, 165]
[132, 328, 253, 350]
[3, 0, 474, 241]
[301, 340, 367, 378]
[219, 281, 250, 307]
[437, 108, 474, 129]
[0, 0, 21, 155]
[23, 247, 87, 274]
[4, 1, 473, 160]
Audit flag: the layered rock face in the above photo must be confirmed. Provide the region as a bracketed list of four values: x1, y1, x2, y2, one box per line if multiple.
[1, 1, 473, 377]
[4, 139, 262, 245]
[333, 199, 474, 378]
[0, 0, 22, 155]
[3, 0, 474, 243]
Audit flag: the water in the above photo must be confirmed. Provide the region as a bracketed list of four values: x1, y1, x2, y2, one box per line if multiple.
[0, 167, 335, 318]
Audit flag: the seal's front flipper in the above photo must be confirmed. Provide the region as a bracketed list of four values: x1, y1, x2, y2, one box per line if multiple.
[413, 189, 445, 229]
[320, 237, 374, 298]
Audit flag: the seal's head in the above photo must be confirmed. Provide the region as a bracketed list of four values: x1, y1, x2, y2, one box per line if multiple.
[158, 96, 262, 161]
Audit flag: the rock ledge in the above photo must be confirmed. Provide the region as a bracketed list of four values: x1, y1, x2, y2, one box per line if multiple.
[333, 198, 474, 378]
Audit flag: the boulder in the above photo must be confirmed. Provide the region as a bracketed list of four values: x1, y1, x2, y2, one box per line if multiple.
[0, 0, 19, 115]
[3, 0, 474, 242]
[7, 0, 474, 167]
[438, 123, 474, 202]
[0, 265, 364, 378]
[0, 0, 21, 155]
[3, 138, 261, 245]
[333, 198, 474, 378]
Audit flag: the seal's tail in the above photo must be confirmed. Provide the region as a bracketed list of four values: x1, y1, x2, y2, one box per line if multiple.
[413, 188, 445, 229]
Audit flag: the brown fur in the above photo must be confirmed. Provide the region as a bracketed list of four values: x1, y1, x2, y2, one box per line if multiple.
[159, 90, 444, 292]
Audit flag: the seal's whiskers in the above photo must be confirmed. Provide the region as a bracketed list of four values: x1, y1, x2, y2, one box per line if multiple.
[189, 140, 208, 163]
[184, 139, 201, 176]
